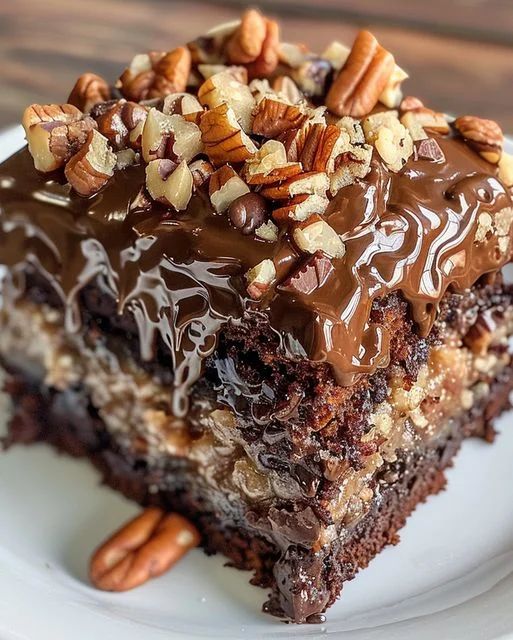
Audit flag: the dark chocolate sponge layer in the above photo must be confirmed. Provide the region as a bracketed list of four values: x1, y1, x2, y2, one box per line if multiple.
[4, 362, 512, 621]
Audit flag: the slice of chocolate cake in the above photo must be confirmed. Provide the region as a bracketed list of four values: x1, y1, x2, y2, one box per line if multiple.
[1, 9, 513, 623]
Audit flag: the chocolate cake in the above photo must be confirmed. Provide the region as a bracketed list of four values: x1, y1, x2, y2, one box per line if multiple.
[1, 9, 513, 623]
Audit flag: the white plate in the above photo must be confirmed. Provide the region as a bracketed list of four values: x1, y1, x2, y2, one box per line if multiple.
[1, 126, 513, 640]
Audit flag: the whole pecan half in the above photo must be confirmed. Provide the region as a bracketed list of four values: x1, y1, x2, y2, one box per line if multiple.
[225, 9, 279, 79]
[89, 507, 200, 591]
[454, 115, 504, 164]
[326, 30, 395, 117]
[68, 73, 111, 113]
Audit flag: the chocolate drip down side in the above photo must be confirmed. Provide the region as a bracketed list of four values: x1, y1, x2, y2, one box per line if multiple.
[1, 136, 512, 411]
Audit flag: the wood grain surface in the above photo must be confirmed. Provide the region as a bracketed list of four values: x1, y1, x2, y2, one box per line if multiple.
[0, 0, 512, 130]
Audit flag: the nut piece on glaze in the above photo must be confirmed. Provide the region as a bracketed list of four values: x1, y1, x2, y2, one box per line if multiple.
[64, 129, 116, 197]
[326, 30, 395, 117]
[67, 73, 111, 113]
[454, 115, 504, 165]
[228, 192, 269, 235]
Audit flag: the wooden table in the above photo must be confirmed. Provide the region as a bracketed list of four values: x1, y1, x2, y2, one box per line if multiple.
[1, 0, 512, 131]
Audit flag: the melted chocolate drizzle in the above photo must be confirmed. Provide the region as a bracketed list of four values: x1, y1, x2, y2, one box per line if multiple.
[1, 137, 511, 413]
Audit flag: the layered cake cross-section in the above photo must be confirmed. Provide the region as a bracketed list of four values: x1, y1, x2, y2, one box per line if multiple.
[2, 10, 513, 623]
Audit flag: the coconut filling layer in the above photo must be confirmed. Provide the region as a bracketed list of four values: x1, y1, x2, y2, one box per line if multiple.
[0, 298, 512, 551]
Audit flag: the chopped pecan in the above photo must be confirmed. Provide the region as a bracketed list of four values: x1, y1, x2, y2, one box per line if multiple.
[189, 158, 214, 189]
[208, 164, 249, 212]
[198, 70, 255, 132]
[321, 41, 350, 71]
[89, 507, 200, 592]
[95, 99, 148, 150]
[326, 30, 395, 117]
[145, 158, 193, 210]
[23, 103, 97, 173]
[400, 95, 424, 112]
[293, 215, 345, 258]
[118, 48, 191, 101]
[401, 107, 449, 140]
[453, 115, 503, 164]
[272, 75, 304, 105]
[299, 123, 350, 173]
[245, 258, 276, 299]
[115, 148, 138, 170]
[255, 219, 279, 241]
[379, 63, 408, 109]
[149, 47, 191, 98]
[261, 171, 329, 200]
[162, 93, 204, 123]
[363, 111, 413, 172]
[199, 103, 257, 165]
[68, 73, 110, 113]
[273, 193, 329, 222]
[187, 20, 240, 65]
[291, 56, 332, 97]
[64, 130, 116, 196]
[279, 251, 334, 294]
[141, 108, 202, 164]
[329, 145, 373, 194]
[243, 140, 302, 184]
[197, 64, 248, 84]
[22, 103, 82, 131]
[252, 98, 307, 138]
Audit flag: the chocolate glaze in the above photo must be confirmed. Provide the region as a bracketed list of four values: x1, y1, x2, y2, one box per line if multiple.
[1, 137, 512, 412]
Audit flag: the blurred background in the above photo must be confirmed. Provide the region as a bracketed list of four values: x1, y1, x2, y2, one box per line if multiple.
[0, 0, 512, 130]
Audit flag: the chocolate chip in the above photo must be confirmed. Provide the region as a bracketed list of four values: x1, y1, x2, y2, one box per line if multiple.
[416, 138, 445, 162]
[228, 192, 268, 235]
[279, 251, 334, 295]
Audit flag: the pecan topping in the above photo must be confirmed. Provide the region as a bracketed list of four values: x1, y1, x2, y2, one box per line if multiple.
[23, 103, 97, 173]
[189, 158, 214, 189]
[261, 171, 330, 200]
[200, 103, 257, 165]
[245, 258, 276, 299]
[145, 158, 193, 210]
[326, 30, 395, 117]
[95, 99, 148, 150]
[273, 193, 329, 223]
[453, 115, 504, 164]
[89, 507, 200, 592]
[64, 129, 116, 197]
[363, 111, 413, 172]
[68, 73, 110, 113]
[252, 98, 307, 139]
[225, 10, 280, 79]
[225, 9, 267, 64]
[243, 140, 302, 185]
[118, 48, 191, 102]
[150, 47, 192, 97]
[293, 215, 345, 258]
[141, 108, 202, 164]
[198, 70, 255, 132]
[208, 164, 249, 212]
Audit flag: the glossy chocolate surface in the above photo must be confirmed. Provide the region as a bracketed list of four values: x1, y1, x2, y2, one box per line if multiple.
[1, 137, 512, 413]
